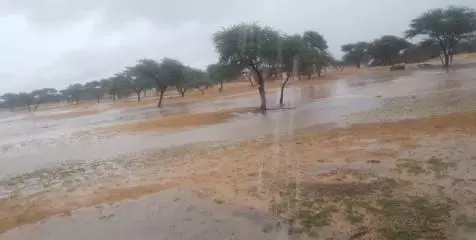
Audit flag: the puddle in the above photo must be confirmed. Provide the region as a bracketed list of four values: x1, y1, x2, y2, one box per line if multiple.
[2, 65, 476, 180]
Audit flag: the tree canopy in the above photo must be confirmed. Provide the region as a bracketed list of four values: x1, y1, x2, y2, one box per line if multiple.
[405, 6, 476, 66]
[341, 42, 369, 68]
[367, 35, 411, 66]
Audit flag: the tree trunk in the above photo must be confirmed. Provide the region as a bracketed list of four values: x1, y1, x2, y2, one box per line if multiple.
[143, 91, 146, 97]
[248, 75, 254, 87]
[219, 80, 223, 92]
[279, 75, 291, 106]
[439, 54, 445, 66]
[449, 46, 455, 64]
[317, 67, 322, 77]
[356, 62, 361, 69]
[157, 89, 165, 108]
[97, 96, 100, 103]
[250, 64, 266, 111]
[137, 91, 141, 102]
[176, 87, 186, 97]
[443, 51, 450, 68]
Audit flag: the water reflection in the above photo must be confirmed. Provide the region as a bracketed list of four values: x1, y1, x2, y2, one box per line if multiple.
[2, 66, 476, 178]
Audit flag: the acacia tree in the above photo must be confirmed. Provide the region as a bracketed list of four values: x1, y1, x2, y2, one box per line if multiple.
[31, 88, 59, 109]
[406, 6, 476, 67]
[184, 67, 213, 94]
[303, 30, 329, 77]
[367, 35, 411, 65]
[133, 59, 167, 107]
[84, 81, 104, 103]
[1, 93, 18, 111]
[170, 62, 187, 97]
[213, 23, 280, 111]
[206, 63, 241, 92]
[121, 67, 151, 103]
[280, 34, 304, 105]
[341, 42, 369, 68]
[64, 83, 84, 104]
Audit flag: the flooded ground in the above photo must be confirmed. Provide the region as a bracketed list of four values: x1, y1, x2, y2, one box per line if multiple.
[2, 61, 476, 239]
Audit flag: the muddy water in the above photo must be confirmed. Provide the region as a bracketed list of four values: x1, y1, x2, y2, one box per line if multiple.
[2, 64, 476, 238]
[0, 189, 286, 240]
[2, 66, 476, 179]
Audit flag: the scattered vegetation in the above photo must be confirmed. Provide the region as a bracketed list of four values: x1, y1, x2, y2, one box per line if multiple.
[270, 175, 455, 239]
[396, 159, 427, 175]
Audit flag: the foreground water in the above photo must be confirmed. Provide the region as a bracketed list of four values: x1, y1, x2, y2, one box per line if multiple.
[2, 64, 476, 239]
[2, 65, 476, 178]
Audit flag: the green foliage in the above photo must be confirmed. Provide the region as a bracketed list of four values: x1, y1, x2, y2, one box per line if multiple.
[406, 6, 476, 66]
[303, 31, 328, 51]
[367, 35, 411, 65]
[281, 34, 305, 74]
[213, 23, 280, 68]
[63, 83, 84, 104]
[206, 63, 242, 91]
[184, 67, 212, 92]
[341, 42, 369, 68]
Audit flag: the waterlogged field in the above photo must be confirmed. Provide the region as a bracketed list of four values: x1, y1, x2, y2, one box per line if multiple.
[2, 64, 476, 239]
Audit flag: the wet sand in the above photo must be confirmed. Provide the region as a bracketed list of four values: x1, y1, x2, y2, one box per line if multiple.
[2, 60, 476, 239]
[0, 189, 285, 240]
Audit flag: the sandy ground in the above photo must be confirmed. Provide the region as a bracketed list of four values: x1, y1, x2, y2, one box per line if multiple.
[2, 59, 476, 239]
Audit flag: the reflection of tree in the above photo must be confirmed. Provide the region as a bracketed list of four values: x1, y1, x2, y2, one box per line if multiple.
[299, 82, 336, 102]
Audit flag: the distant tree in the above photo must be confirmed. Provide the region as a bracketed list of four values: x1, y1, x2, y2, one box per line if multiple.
[1, 93, 18, 111]
[133, 59, 167, 107]
[213, 23, 280, 111]
[15, 92, 34, 111]
[303, 31, 328, 51]
[341, 42, 369, 68]
[206, 63, 241, 92]
[166, 61, 187, 97]
[64, 83, 84, 104]
[184, 67, 213, 94]
[84, 81, 104, 103]
[107, 75, 131, 101]
[302, 30, 329, 78]
[405, 6, 476, 67]
[99, 78, 114, 101]
[121, 67, 152, 102]
[31, 88, 60, 108]
[367, 35, 411, 65]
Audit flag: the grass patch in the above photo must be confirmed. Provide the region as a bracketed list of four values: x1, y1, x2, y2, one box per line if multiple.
[426, 156, 456, 178]
[344, 200, 365, 224]
[396, 159, 427, 175]
[368, 196, 451, 240]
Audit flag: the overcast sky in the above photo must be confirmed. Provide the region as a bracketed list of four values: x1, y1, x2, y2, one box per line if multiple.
[1, 0, 475, 93]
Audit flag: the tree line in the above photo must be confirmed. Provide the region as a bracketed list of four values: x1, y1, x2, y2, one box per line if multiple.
[342, 6, 476, 68]
[0, 58, 216, 110]
[1, 5, 476, 111]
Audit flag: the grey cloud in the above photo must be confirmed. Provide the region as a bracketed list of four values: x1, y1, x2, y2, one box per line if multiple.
[1, 0, 476, 93]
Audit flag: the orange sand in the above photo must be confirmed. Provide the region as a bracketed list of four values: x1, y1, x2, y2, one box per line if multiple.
[104, 107, 255, 133]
